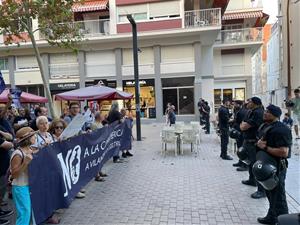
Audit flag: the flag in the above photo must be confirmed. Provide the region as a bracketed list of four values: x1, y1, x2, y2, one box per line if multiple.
[0, 70, 6, 94]
[10, 88, 22, 108]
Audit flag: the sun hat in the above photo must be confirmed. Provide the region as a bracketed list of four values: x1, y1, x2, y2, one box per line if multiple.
[16, 127, 36, 144]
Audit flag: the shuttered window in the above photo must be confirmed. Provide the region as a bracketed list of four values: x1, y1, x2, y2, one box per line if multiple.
[86, 51, 115, 64]
[118, 4, 147, 16]
[161, 45, 194, 63]
[123, 47, 154, 65]
[16, 56, 38, 70]
[50, 53, 77, 65]
[149, 1, 180, 18]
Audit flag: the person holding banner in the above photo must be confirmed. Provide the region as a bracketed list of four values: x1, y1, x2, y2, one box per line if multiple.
[49, 119, 67, 141]
[10, 127, 37, 225]
[107, 102, 124, 163]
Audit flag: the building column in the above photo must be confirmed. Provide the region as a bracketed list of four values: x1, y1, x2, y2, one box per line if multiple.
[245, 77, 252, 99]
[200, 46, 214, 109]
[154, 45, 163, 122]
[8, 56, 16, 88]
[194, 42, 202, 118]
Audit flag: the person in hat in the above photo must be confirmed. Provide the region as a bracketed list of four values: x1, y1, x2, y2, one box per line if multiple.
[10, 127, 37, 225]
[240, 97, 266, 198]
[256, 104, 292, 224]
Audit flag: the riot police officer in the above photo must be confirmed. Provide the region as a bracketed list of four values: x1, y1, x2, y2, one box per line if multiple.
[232, 100, 249, 171]
[255, 104, 292, 224]
[240, 97, 266, 198]
[218, 99, 233, 160]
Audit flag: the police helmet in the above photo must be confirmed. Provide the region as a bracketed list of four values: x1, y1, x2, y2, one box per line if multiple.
[237, 147, 251, 165]
[229, 128, 241, 140]
[252, 160, 279, 190]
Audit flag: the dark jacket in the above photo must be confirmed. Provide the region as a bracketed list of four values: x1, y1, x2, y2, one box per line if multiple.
[218, 105, 230, 129]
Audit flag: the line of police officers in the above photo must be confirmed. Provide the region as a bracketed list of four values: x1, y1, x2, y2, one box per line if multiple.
[218, 97, 292, 225]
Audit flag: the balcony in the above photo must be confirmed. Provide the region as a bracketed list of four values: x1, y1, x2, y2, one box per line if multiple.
[74, 19, 110, 37]
[184, 8, 221, 28]
[215, 27, 263, 45]
[49, 63, 79, 79]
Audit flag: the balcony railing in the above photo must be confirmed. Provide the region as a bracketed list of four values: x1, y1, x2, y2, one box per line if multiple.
[184, 8, 221, 28]
[74, 19, 110, 37]
[215, 27, 263, 44]
[49, 63, 79, 78]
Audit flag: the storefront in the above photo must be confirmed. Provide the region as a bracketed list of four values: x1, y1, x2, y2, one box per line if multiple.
[85, 80, 117, 116]
[162, 77, 195, 115]
[50, 82, 80, 116]
[123, 79, 156, 118]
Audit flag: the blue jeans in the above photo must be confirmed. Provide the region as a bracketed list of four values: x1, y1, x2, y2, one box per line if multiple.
[12, 185, 31, 225]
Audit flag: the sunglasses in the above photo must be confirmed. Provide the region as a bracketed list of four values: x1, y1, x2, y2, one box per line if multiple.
[55, 126, 63, 130]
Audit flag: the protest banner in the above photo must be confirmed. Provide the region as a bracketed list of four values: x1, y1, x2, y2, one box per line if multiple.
[29, 120, 132, 224]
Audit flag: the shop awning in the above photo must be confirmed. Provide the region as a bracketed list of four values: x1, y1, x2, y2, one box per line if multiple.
[72, 0, 108, 12]
[55, 85, 133, 101]
[223, 10, 264, 20]
[0, 89, 48, 103]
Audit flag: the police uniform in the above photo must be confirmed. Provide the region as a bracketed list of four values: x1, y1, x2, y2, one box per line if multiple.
[242, 106, 264, 183]
[218, 105, 230, 158]
[257, 121, 292, 223]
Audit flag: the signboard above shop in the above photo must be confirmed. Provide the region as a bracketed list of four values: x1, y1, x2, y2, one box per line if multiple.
[50, 83, 79, 91]
[123, 79, 154, 87]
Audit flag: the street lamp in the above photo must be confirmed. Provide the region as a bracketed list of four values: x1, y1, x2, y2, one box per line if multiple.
[127, 14, 141, 141]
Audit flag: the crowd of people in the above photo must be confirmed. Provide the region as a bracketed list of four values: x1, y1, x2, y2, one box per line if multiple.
[216, 88, 300, 225]
[0, 97, 133, 225]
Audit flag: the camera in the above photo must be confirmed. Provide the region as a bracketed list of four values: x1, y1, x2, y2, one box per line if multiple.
[284, 100, 295, 108]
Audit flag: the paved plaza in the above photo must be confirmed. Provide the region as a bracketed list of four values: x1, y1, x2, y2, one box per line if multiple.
[54, 123, 299, 225]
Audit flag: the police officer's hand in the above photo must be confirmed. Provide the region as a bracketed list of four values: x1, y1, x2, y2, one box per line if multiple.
[257, 139, 267, 149]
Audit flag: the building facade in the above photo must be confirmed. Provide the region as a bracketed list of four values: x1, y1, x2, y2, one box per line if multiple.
[0, 0, 268, 120]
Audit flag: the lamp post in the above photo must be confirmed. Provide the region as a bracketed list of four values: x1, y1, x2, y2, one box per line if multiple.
[127, 14, 141, 141]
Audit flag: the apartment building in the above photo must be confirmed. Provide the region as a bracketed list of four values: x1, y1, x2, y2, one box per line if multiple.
[0, 0, 268, 120]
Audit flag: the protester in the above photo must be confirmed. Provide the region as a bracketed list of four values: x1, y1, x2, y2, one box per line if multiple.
[13, 108, 31, 132]
[30, 106, 52, 131]
[240, 97, 266, 199]
[90, 113, 107, 182]
[107, 102, 123, 163]
[64, 102, 80, 125]
[218, 99, 233, 160]
[49, 119, 67, 141]
[10, 127, 36, 225]
[0, 132, 14, 225]
[255, 105, 291, 225]
[197, 98, 205, 125]
[120, 108, 133, 158]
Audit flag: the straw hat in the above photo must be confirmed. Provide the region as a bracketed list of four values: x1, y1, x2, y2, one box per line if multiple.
[16, 127, 36, 144]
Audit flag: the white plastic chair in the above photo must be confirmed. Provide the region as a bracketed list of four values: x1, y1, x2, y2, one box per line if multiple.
[190, 122, 201, 146]
[181, 128, 198, 154]
[160, 128, 178, 156]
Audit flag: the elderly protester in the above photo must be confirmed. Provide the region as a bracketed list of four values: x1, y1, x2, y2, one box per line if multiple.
[49, 119, 67, 141]
[33, 116, 60, 224]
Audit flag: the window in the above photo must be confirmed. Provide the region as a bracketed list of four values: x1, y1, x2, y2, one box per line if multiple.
[223, 89, 233, 102]
[161, 45, 194, 63]
[16, 56, 38, 70]
[118, 4, 148, 23]
[0, 58, 8, 71]
[214, 89, 221, 105]
[235, 88, 245, 100]
[162, 77, 194, 115]
[122, 47, 154, 65]
[119, 13, 147, 23]
[149, 1, 180, 19]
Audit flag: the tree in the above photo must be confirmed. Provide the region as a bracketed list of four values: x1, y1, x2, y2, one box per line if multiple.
[0, 0, 83, 118]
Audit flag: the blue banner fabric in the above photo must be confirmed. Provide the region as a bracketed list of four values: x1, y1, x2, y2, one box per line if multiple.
[29, 121, 132, 224]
